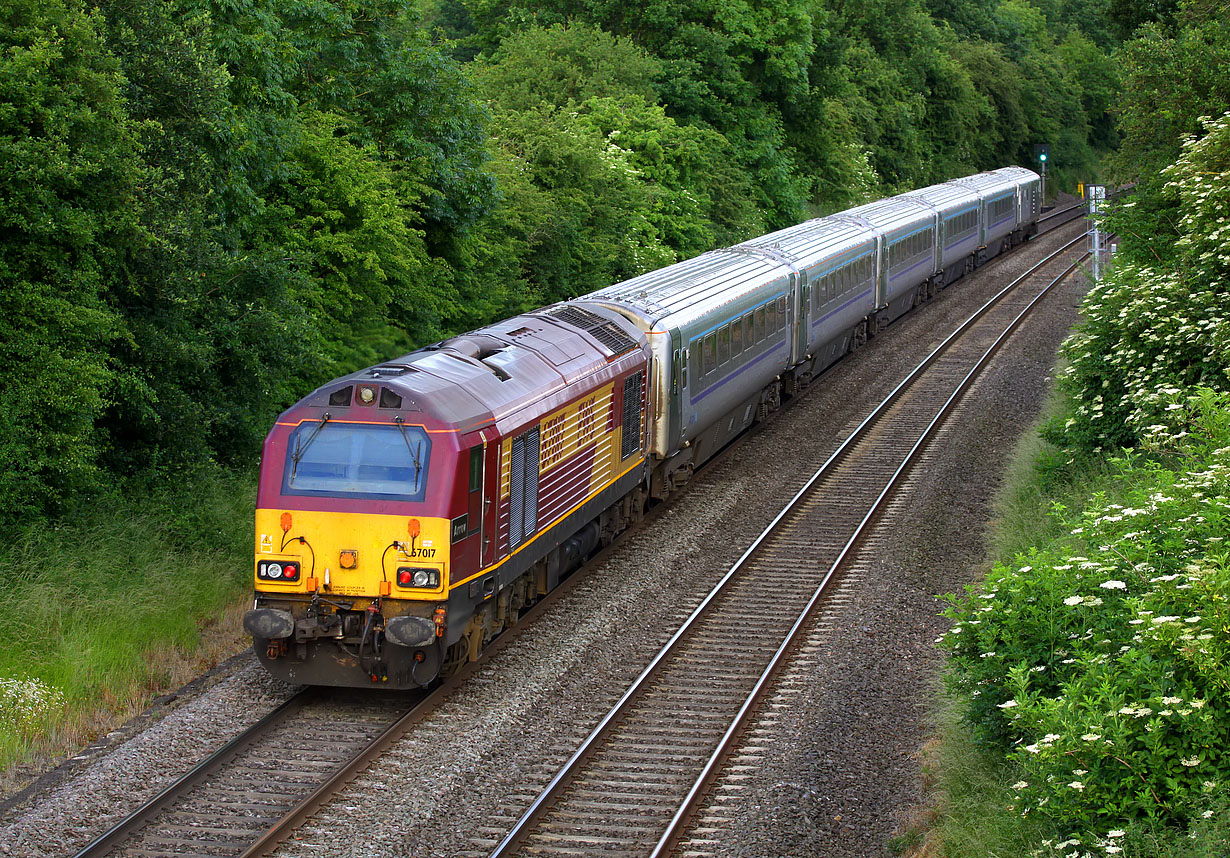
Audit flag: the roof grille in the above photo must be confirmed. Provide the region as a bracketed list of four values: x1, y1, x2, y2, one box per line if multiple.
[544, 305, 639, 355]
[589, 321, 639, 354]
[544, 305, 604, 328]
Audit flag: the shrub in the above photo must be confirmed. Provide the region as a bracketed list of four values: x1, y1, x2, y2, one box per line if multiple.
[942, 392, 1230, 853]
[1046, 111, 1230, 457]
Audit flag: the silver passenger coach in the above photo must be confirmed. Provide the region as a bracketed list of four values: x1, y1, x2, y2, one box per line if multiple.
[579, 166, 1041, 499]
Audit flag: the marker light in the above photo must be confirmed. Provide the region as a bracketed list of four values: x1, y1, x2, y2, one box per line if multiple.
[395, 567, 439, 589]
[358, 385, 376, 404]
[280, 512, 293, 533]
[408, 518, 421, 539]
[339, 550, 358, 569]
[256, 561, 300, 582]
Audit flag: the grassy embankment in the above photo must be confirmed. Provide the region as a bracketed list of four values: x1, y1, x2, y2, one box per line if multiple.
[0, 469, 256, 788]
[912, 391, 1230, 857]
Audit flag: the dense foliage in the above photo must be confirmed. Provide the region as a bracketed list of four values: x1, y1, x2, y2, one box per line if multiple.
[942, 397, 1230, 853]
[0, 0, 1125, 531]
[1046, 110, 1230, 456]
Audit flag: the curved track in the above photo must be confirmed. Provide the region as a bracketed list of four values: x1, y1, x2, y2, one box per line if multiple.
[483, 231, 1090, 858]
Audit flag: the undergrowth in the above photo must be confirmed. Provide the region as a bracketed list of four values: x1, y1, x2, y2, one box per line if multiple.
[0, 467, 255, 776]
[933, 391, 1230, 857]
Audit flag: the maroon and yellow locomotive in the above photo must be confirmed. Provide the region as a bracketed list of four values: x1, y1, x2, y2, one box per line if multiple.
[244, 305, 651, 687]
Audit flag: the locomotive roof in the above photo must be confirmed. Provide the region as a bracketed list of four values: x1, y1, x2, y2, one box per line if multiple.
[286, 305, 646, 436]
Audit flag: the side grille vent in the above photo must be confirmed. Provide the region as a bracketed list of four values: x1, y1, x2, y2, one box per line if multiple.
[621, 371, 645, 460]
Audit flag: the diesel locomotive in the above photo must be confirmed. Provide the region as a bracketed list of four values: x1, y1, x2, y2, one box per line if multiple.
[244, 166, 1042, 688]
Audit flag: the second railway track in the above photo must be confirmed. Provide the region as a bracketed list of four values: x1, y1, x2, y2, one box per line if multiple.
[482, 228, 1092, 858]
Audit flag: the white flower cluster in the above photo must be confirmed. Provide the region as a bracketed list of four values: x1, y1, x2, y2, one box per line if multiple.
[0, 676, 66, 736]
[1056, 111, 1230, 453]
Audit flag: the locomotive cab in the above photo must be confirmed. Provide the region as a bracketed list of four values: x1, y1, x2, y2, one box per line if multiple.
[245, 376, 478, 688]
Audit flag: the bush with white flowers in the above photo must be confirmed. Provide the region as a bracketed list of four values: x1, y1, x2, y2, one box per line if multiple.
[0, 676, 65, 742]
[1045, 112, 1230, 457]
[942, 393, 1230, 853]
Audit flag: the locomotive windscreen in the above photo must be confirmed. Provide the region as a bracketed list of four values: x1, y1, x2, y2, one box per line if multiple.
[280, 421, 430, 501]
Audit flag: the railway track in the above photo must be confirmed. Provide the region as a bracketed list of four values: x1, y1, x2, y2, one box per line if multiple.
[66, 208, 1089, 858]
[1038, 199, 1086, 232]
[480, 231, 1091, 858]
[72, 689, 427, 858]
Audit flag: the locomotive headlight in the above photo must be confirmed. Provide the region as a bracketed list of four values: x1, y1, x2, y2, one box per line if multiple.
[395, 567, 439, 589]
[267, 563, 283, 579]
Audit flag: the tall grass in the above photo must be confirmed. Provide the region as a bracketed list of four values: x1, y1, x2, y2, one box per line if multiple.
[921, 700, 1058, 858]
[0, 468, 256, 777]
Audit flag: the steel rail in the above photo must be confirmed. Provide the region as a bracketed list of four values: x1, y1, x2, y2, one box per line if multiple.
[71, 689, 317, 858]
[651, 250, 1090, 858]
[487, 226, 1090, 858]
[1039, 201, 1087, 232]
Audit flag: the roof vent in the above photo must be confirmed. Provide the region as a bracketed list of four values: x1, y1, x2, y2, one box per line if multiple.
[543, 305, 639, 355]
[367, 364, 413, 378]
[439, 334, 505, 361]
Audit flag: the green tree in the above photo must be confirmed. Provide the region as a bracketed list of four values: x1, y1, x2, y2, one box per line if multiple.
[0, 0, 138, 525]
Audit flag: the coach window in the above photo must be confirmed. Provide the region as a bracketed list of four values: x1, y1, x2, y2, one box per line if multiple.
[776, 296, 786, 328]
[755, 306, 765, 341]
[703, 333, 716, 376]
[690, 340, 702, 382]
[743, 313, 754, 349]
[718, 324, 731, 364]
[730, 317, 743, 356]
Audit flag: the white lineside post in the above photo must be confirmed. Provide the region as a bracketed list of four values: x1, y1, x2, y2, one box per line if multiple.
[1088, 184, 1106, 281]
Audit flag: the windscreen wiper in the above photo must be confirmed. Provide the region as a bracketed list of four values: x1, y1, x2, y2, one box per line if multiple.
[393, 416, 423, 488]
[290, 413, 331, 483]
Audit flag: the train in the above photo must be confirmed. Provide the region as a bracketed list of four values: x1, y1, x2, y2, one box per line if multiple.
[243, 166, 1042, 688]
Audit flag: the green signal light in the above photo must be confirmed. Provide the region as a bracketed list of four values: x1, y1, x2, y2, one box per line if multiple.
[1039, 153, 1048, 162]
